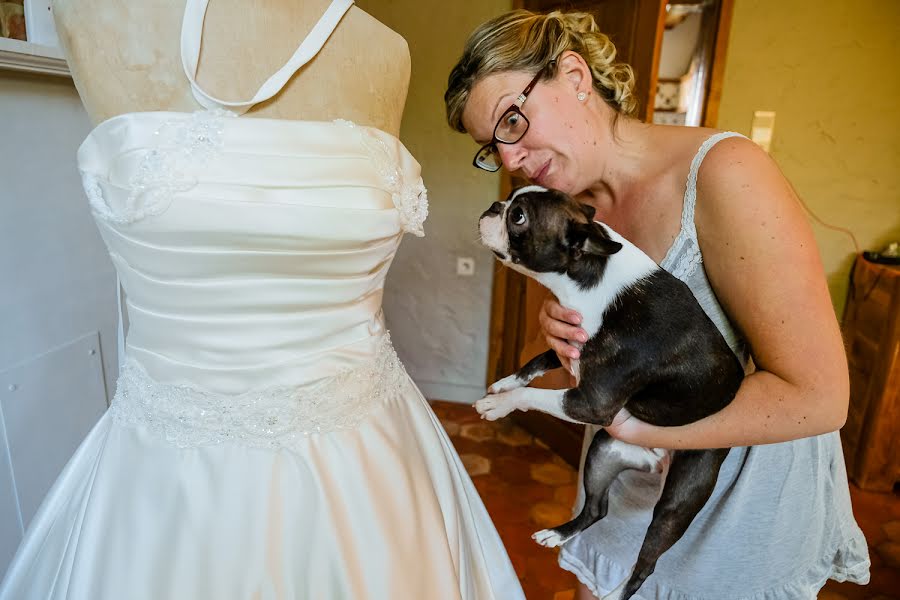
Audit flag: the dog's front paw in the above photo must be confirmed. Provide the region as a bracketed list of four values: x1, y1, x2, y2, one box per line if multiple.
[532, 528, 573, 548]
[487, 374, 524, 395]
[474, 391, 521, 421]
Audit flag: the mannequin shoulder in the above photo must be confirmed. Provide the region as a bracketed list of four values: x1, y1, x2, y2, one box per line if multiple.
[318, 6, 409, 134]
[51, 0, 194, 123]
[52, 0, 183, 39]
[342, 6, 410, 75]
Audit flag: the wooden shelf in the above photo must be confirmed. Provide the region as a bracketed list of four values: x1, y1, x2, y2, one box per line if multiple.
[0, 37, 69, 77]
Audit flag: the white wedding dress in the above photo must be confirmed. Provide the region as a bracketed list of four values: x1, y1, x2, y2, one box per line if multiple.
[0, 1, 525, 598]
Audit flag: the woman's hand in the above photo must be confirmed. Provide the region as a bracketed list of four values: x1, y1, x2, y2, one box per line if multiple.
[539, 296, 588, 373]
[604, 407, 640, 440]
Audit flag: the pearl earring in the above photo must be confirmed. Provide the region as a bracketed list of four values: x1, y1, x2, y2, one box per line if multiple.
[577, 92, 587, 101]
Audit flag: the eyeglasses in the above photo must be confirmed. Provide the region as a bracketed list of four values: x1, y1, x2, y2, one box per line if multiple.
[473, 61, 554, 172]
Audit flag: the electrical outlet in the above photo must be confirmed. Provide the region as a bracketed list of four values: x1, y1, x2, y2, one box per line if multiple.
[457, 257, 475, 276]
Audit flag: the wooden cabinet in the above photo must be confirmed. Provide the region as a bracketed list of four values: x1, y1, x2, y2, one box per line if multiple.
[840, 255, 900, 492]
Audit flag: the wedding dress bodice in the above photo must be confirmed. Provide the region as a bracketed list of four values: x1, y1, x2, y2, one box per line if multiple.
[80, 111, 426, 398]
[72, 0, 428, 449]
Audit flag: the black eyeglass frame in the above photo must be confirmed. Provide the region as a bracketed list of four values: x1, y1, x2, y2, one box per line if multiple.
[472, 61, 555, 172]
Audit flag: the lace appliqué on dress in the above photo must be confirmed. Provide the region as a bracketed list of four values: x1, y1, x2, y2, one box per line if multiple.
[110, 334, 407, 449]
[84, 109, 236, 224]
[335, 119, 428, 236]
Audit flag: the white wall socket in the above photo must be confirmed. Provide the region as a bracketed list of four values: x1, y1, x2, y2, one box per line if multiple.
[457, 257, 475, 276]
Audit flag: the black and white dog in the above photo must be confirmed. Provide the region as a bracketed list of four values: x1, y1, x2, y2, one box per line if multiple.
[476, 186, 744, 600]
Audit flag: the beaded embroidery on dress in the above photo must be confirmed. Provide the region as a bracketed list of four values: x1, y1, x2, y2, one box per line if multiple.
[0, 1, 523, 598]
[82, 109, 236, 225]
[110, 334, 407, 449]
[337, 119, 429, 236]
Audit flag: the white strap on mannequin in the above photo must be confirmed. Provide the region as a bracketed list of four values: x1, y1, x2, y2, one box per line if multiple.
[180, 0, 355, 114]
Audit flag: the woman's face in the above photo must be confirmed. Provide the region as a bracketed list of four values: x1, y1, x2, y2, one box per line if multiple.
[461, 56, 607, 195]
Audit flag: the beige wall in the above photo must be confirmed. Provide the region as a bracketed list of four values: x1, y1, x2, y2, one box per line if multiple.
[356, 1, 511, 402]
[717, 0, 900, 316]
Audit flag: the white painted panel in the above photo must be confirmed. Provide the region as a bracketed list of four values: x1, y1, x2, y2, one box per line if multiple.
[0, 72, 118, 406]
[0, 332, 107, 528]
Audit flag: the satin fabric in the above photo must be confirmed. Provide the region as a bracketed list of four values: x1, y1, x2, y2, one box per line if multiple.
[81, 113, 412, 394]
[0, 109, 525, 600]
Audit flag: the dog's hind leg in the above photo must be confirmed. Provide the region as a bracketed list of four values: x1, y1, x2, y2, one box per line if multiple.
[487, 350, 562, 394]
[613, 448, 730, 600]
[533, 430, 665, 548]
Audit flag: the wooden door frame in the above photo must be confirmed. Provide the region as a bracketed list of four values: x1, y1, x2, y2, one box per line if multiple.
[701, 0, 734, 127]
[486, 0, 734, 466]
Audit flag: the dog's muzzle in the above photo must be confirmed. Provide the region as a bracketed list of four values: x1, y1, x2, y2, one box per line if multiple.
[478, 202, 510, 260]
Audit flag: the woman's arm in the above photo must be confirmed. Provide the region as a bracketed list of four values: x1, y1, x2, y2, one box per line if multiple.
[543, 137, 850, 449]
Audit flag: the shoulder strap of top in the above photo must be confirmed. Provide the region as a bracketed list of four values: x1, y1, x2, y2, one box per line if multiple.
[180, 0, 354, 114]
[680, 131, 747, 241]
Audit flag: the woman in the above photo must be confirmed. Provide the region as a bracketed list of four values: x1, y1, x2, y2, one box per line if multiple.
[445, 9, 869, 599]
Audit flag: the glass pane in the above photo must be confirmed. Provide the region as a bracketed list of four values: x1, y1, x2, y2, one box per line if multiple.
[475, 146, 502, 171]
[495, 109, 529, 143]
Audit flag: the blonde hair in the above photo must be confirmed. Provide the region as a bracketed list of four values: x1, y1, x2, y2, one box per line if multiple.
[445, 9, 637, 133]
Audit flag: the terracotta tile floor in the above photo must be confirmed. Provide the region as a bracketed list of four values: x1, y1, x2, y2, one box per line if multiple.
[430, 400, 579, 599]
[429, 400, 900, 600]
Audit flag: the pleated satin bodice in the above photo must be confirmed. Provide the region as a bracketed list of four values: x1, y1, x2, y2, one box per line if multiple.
[78, 110, 427, 394]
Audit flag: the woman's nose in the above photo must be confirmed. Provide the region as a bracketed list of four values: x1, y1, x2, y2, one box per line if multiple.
[496, 143, 526, 172]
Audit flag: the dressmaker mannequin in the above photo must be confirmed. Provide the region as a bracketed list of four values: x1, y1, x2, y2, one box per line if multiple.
[51, 0, 410, 136]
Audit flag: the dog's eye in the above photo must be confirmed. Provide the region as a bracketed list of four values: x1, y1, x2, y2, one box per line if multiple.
[511, 207, 527, 226]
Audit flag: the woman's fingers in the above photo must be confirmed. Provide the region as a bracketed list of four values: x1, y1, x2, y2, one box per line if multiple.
[547, 335, 580, 361]
[543, 298, 583, 326]
[539, 298, 587, 360]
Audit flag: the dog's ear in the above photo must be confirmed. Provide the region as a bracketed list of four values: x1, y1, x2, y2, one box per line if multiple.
[568, 222, 622, 259]
[579, 203, 596, 222]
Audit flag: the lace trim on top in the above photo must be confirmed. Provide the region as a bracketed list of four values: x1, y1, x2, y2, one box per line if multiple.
[336, 119, 429, 236]
[83, 109, 236, 225]
[665, 131, 745, 281]
[110, 334, 407, 449]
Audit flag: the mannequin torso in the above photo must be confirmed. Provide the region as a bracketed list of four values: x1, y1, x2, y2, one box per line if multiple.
[51, 0, 410, 136]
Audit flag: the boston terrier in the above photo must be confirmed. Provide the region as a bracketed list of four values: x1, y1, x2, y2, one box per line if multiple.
[476, 185, 744, 600]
